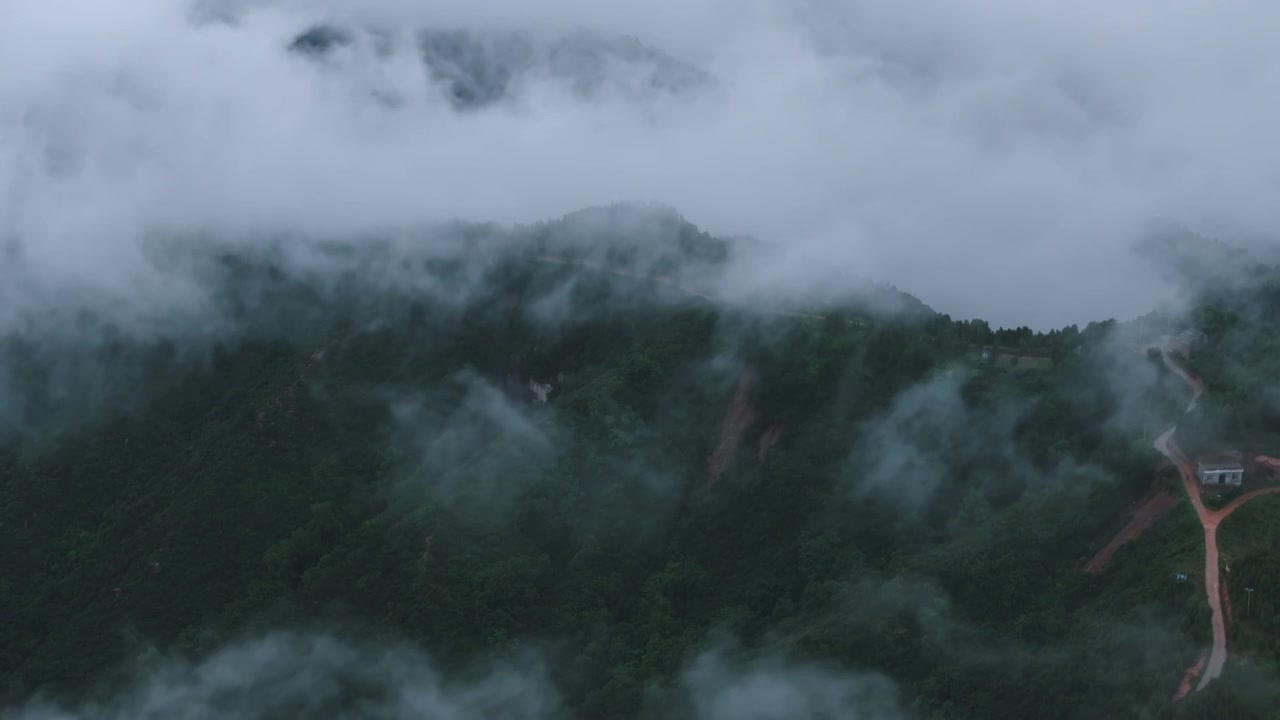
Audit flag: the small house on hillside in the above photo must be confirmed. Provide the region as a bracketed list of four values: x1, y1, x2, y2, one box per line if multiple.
[1197, 454, 1244, 486]
[1178, 328, 1208, 348]
[1167, 328, 1207, 358]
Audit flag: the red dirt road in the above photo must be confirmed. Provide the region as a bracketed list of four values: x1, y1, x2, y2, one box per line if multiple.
[1154, 426, 1226, 692]
[1214, 486, 1280, 523]
[1256, 455, 1280, 474]
[1084, 485, 1179, 574]
[1150, 343, 1203, 413]
[1153, 348, 1280, 692]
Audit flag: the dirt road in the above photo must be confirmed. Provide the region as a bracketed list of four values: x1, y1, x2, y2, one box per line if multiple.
[1083, 484, 1179, 574]
[1257, 455, 1280, 474]
[1152, 348, 1280, 692]
[1153, 426, 1223, 691]
[1152, 345, 1203, 413]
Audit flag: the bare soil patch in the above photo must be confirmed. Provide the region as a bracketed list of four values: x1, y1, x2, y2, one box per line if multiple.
[1083, 481, 1179, 574]
[707, 370, 759, 486]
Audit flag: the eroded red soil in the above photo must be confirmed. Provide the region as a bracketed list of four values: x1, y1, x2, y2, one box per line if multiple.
[707, 370, 759, 486]
[757, 423, 785, 462]
[1172, 653, 1207, 702]
[1255, 455, 1280, 475]
[1084, 481, 1179, 574]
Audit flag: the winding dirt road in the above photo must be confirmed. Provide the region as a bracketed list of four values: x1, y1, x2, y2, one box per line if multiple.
[1152, 347, 1280, 692]
[1154, 425, 1225, 691]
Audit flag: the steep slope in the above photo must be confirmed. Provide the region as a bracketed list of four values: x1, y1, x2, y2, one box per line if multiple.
[4, 217, 1277, 718]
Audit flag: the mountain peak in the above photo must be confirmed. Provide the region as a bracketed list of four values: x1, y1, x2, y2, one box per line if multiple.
[288, 23, 712, 110]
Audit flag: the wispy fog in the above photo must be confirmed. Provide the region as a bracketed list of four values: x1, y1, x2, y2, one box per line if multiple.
[3, 0, 1278, 327]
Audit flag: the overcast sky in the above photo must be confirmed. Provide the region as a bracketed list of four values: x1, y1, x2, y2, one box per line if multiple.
[3, 0, 1279, 329]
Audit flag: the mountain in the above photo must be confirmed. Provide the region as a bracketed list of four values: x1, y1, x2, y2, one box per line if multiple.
[1134, 224, 1272, 304]
[289, 24, 713, 110]
[3, 211, 1280, 718]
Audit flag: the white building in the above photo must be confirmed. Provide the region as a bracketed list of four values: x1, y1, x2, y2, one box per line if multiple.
[1197, 458, 1244, 486]
[1178, 328, 1208, 347]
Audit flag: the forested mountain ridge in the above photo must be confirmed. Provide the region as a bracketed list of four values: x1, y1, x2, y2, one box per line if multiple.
[288, 23, 712, 110]
[3, 211, 1280, 718]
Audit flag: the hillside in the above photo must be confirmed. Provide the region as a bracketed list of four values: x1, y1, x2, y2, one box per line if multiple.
[288, 24, 712, 110]
[5, 213, 1278, 718]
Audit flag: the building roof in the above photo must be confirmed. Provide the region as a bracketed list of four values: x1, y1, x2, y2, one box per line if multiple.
[1198, 452, 1243, 472]
[1200, 463, 1243, 472]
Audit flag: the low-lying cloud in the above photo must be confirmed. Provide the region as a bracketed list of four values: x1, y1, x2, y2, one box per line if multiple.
[846, 369, 1026, 509]
[7, 632, 917, 720]
[8, 633, 563, 720]
[669, 650, 908, 720]
[5, 0, 1280, 330]
[388, 371, 565, 520]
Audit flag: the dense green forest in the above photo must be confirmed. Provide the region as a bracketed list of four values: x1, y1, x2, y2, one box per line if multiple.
[3, 213, 1280, 718]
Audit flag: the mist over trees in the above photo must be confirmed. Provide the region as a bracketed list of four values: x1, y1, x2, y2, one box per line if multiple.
[6, 1, 1280, 718]
[3, 209, 1277, 718]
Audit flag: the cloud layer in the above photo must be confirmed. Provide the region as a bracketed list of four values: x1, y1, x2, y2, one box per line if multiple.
[3, 0, 1279, 330]
[8, 633, 914, 720]
[10, 633, 562, 720]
